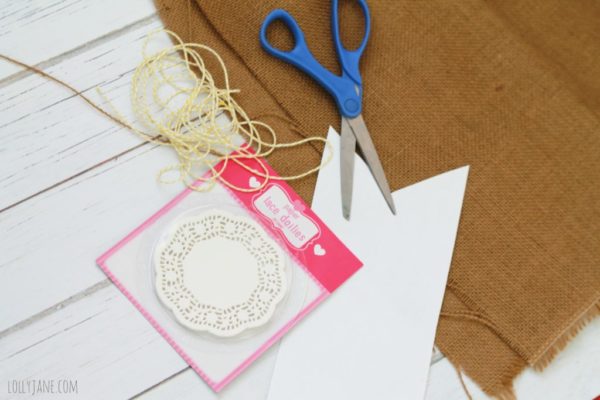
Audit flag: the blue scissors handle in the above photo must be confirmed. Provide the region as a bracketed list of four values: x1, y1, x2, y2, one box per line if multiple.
[259, 0, 371, 118]
[332, 0, 370, 86]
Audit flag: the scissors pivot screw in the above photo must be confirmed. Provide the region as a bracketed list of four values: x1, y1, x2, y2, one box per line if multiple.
[345, 99, 360, 113]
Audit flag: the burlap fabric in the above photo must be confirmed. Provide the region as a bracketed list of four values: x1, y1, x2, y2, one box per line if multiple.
[155, 0, 600, 397]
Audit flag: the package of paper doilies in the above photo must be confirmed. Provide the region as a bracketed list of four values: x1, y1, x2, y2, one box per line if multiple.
[97, 148, 362, 391]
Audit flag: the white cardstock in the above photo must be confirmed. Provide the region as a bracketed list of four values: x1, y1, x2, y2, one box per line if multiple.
[267, 128, 469, 400]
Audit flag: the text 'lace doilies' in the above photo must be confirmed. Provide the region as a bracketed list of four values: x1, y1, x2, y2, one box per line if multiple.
[154, 210, 287, 337]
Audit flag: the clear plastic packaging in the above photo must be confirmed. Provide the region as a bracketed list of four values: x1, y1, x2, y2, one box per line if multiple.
[97, 155, 361, 391]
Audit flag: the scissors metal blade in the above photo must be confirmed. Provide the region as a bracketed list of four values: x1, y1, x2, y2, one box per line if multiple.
[340, 117, 357, 220]
[347, 115, 397, 215]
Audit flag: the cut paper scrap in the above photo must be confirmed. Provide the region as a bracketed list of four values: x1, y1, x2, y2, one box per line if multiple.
[267, 127, 469, 400]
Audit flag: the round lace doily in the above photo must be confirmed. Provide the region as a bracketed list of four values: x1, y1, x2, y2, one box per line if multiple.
[154, 209, 287, 337]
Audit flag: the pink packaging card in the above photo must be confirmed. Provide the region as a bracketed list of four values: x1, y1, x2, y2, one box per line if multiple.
[96, 148, 362, 391]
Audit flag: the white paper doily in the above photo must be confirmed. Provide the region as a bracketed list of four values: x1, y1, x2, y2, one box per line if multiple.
[154, 209, 287, 337]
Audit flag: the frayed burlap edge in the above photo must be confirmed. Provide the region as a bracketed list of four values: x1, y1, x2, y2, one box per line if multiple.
[443, 349, 524, 400]
[532, 299, 600, 370]
[445, 298, 600, 399]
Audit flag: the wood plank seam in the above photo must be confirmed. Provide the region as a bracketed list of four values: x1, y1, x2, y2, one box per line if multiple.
[0, 279, 111, 339]
[0, 142, 148, 214]
[0, 13, 159, 89]
[130, 368, 191, 399]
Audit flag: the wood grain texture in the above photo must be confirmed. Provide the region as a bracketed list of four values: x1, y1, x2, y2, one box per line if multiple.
[0, 144, 182, 332]
[0, 0, 156, 81]
[0, 18, 169, 211]
[0, 284, 187, 399]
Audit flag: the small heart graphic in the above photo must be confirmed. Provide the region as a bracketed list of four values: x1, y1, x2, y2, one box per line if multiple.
[313, 244, 326, 256]
[249, 176, 261, 189]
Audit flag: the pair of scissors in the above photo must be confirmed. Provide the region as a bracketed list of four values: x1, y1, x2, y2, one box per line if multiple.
[259, 0, 396, 219]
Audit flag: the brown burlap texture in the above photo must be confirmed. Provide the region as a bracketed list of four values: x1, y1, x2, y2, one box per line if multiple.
[155, 0, 600, 397]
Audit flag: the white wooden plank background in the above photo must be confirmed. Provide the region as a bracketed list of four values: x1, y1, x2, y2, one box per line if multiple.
[0, 1, 598, 399]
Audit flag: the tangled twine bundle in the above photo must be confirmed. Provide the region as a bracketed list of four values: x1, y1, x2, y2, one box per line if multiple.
[103, 30, 332, 192]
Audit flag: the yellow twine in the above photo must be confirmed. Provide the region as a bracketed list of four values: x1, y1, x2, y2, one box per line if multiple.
[98, 29, 332, 193]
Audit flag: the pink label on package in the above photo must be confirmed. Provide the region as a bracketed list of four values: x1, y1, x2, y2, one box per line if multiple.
[220, 151, 362, 292]
[253, 184, 320, 249]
